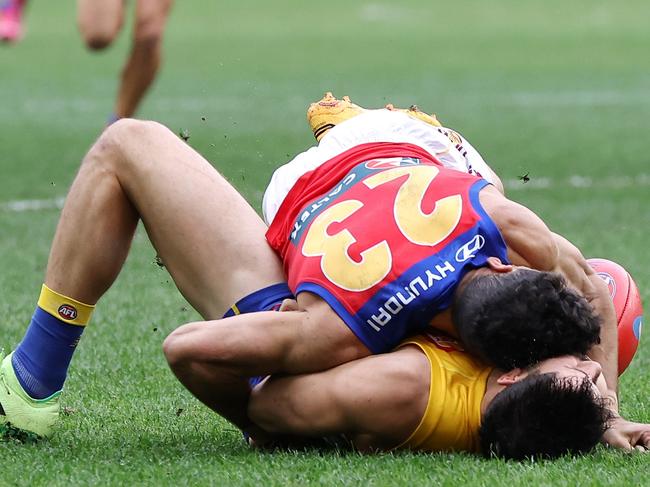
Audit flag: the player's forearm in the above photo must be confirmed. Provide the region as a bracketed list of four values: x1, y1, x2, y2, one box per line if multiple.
[248, 375, 343, 437]
[587, 275, 619, 410]
[166, 308, 366, 379]
[165, 311, 306, 377]
[552, 234, 620, 407]
[164, 311, 307, 430]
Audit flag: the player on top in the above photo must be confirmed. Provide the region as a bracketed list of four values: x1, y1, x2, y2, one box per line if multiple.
[258, 93, 614, 385]
[0, 94, 624, 446]
[257, 93, 613, 375]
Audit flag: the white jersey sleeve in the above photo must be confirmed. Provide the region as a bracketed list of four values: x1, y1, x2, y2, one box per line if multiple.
[262, 110, 495, 225]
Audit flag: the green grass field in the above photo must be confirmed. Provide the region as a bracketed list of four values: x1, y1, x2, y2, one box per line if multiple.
[1, 1, 649, 485]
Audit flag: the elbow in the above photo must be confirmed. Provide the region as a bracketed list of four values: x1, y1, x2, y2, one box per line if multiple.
[162, 323, 210, 372]
[163, 321, 243, 375]
[162, 327, 190, 372]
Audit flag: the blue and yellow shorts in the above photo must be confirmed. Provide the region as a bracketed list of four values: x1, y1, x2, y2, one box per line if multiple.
[222, 283, 294, 387]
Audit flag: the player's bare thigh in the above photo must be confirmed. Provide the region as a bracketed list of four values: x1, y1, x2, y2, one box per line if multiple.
[99, 119, 285, 318]
[77, 0, 125, 49]
[133, 0, 173, 41]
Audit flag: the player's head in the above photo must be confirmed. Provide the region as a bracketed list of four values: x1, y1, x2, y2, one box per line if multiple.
[479, 355, 612, 460]
[451, 265, 601, 369]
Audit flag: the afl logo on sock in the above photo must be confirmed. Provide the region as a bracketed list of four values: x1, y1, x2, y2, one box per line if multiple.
[58, 304, 78, 320]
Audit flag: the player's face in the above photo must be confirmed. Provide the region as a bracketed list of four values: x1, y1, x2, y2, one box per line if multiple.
[529, 355, 609, 398]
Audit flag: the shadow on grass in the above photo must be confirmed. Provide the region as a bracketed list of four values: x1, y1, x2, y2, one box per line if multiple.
[0, 423, 40, 445]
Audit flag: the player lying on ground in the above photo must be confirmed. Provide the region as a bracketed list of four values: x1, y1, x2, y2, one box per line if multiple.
[0, 98, 634, 448]
[247, 324, 641, 459]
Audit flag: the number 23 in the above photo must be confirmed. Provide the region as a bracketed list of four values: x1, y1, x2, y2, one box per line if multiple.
[302, 165, 463, 291]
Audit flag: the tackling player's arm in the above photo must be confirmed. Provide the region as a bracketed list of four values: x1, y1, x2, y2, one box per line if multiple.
[165, 305, 369, 431]
[164, 299, 370, 429]
[550, 233, 619, 405]
[483, 188, 619, 405]
[167, 305, 368, 377]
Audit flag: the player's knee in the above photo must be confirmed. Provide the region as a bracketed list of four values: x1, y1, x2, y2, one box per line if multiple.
[83, 34, 113, 51]
[77, 11, 122, 50]
[133, 30, 164, 52]
[133, 0, 171, 43]
[103, 117, 142, 140]
[78, 22, 120, 50]
[80, 121, 129, 174]
[105, 118, 161, 143]
[81, 119, 155, 181]
[90, 118, 139, 161]
[103, 119, 163, 157]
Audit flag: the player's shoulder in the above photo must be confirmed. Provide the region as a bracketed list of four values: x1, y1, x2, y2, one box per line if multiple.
[479, 189, 558, 269]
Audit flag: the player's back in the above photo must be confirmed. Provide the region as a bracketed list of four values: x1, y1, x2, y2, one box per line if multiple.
[266, 141, 509, 353]
[397, 332, 492, 453]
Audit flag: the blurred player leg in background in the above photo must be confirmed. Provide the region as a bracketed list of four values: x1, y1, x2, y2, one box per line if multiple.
[77, 0, 174, 123]
[0, 0, 26, 42]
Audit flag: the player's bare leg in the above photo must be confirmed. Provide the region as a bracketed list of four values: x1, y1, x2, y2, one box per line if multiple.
[58, 120, 367, 430]
[113, 0, 173, 118]
[47, 119, 283, 317]
[1, 119, 288, 436]
[77, 0, 124, 50]
[77, 0, 173, 119]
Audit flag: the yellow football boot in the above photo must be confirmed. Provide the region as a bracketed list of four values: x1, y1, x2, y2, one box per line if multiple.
[384, 103, 443, 128]
[307, 92, 366, 141]
[0, 352, 60, 438]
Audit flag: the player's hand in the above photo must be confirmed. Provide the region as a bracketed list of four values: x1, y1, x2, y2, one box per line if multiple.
[279, 298, 299, 312]
[245, 424, 277, 449]
[246, 426, 328, 451]
[602, 416, 650, 451]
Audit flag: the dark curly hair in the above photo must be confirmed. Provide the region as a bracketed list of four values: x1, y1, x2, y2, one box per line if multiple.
[479, 373, 612, 460]
[452, 269, 601, 370]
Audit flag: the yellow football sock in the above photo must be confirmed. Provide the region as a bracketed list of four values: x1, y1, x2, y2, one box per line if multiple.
[37, 284, 95, 326]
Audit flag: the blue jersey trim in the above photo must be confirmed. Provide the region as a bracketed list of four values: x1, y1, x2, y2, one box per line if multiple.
[468, 180, 510, 265]
[221, 284, 294, 394]
[222, 283, 294, 318]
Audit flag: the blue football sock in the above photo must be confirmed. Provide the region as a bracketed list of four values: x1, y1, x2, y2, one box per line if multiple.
[12, 307, 85, 399]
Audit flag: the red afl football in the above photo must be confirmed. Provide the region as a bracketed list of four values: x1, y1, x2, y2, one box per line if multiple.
[587, 258, 644, 375]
